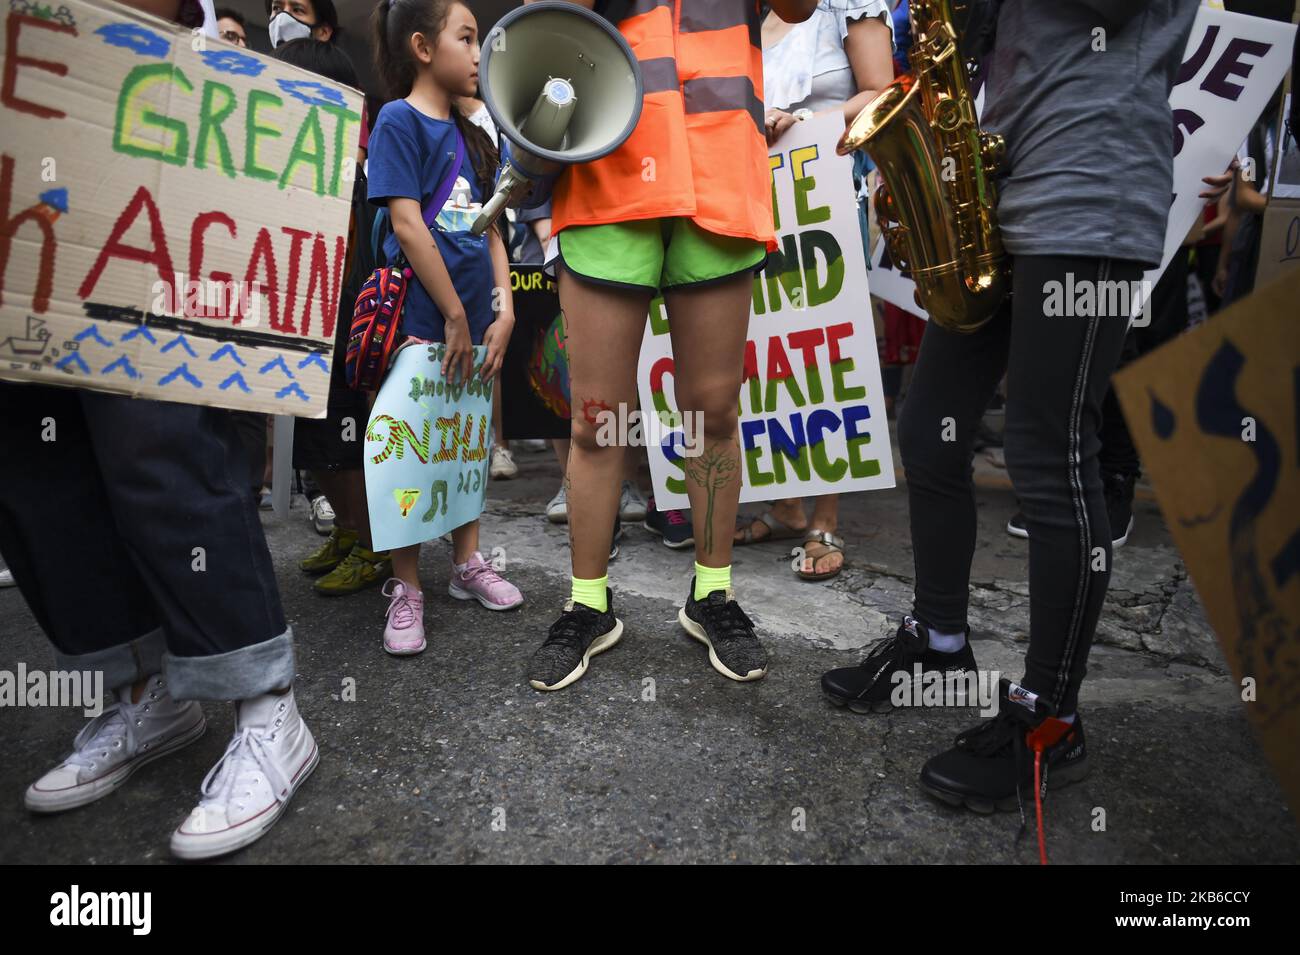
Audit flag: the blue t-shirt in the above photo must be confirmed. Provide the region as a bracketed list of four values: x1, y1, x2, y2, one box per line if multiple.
[367, 99, 494, 343]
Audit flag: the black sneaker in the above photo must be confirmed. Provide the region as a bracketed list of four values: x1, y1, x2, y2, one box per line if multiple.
[1103, 471, 1136, 547]
[679, 579, 768, 681]
[645, 496, 694, 549]
[821, 615, 977, 713]
[920, 677, 1089, 815]
[528, 589, 623, 691]
[1006, 511, 1028, 539]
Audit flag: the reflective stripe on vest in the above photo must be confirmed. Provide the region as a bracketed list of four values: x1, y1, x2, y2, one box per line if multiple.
[551, 0, 777, 253]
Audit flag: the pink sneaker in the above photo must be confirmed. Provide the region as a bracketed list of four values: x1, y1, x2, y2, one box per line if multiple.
[448, 551, 524, 610]
[381, 579, 426, 655]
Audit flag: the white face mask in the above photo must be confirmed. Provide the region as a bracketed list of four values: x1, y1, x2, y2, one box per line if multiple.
[269, 10, 313, 48]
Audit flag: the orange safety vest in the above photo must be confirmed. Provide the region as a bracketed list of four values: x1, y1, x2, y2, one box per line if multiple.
[551, 0, 778, 254]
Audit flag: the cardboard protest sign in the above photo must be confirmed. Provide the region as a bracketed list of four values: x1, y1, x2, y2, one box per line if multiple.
[0, 0, 361, 416]
[1113, 268, 1300, 815]
[1254, 197, 1300, 289]
[365, 345, 493, 551]
[1253, 94, 1300, 289]
[1133, 6, 1293, 318]
[637, 112, 895, 510]
[501, 265, 569, 441]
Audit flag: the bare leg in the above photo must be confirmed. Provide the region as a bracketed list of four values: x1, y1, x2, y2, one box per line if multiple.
[450, 520, 479, 565]
[734, 496, 806, 543]
[805, 493, 843, 575]
[622, 445, 641, 483]
[492, 376, 506, 451]
[391, 544, 420, 589]
[664, 272, 754, 568]
[551, 437, 570, 473]
[559, 269, 652, 580]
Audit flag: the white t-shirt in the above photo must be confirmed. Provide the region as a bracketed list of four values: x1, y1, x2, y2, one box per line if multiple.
[198, 0, 217, 37]
[763, 0, 893, 114]
[467, 104, 499, 147]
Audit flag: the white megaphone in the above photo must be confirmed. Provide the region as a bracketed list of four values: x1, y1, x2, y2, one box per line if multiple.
[471, 1, 644, 236]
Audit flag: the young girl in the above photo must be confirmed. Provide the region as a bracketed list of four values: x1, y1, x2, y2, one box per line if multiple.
[368, 0, 523, 656]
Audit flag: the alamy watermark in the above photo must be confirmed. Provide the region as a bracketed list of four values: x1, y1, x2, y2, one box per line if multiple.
[49, 885, 150, 935]
[890, 666, 1002, 717]
[591, 403, 705, 457]
[1042, 273, 1154, 327]
[0, 665, 104, 717]
[151, 276, 266, 324]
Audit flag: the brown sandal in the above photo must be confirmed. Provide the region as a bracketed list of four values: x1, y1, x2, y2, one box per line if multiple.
[734, 510, 806, 545]
[796, 529, 845, 581]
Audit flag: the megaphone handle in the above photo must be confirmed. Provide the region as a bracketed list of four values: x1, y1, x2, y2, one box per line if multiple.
[472, 182, 514, 236]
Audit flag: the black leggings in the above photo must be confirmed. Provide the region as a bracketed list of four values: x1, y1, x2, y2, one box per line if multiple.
[898, 255, 1141, 716]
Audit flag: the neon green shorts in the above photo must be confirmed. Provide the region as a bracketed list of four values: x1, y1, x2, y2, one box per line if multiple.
[556, 217, 768, 293]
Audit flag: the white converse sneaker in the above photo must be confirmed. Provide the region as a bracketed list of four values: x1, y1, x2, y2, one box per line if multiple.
[170, 688, 318, 860]
[25, 674, 206, 814]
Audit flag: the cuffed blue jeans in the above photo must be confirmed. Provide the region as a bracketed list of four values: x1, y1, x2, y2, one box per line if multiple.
[0, 383, 294, 701]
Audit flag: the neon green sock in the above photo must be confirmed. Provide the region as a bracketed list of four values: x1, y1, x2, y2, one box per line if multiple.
[694, 563, 732, 600]
[570, 575, 608, 612]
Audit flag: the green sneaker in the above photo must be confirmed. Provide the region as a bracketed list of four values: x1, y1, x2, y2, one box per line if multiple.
[300, 527, 357, 575]
[314, 545, 392, 596]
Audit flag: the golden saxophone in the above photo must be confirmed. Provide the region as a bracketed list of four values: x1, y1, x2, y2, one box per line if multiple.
[836, 0, 1008, 332]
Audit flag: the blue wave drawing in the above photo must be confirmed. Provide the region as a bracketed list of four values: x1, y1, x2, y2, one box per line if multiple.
[161, 334, 197, 357]
[75, 325, 113, 348]
[210, 343, 247, 366]
[220, 372, 251, 393]
[259, 355, 294, 379]
[120, 325, 157, 345]
[159, 363, 202, 388]
[56, 352, 90, 375]
[276, 382, 310, 401]
[298, 352, 330, 373]
[101, 355, 141, 380]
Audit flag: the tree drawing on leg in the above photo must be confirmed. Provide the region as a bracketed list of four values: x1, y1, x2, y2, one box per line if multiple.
[686, 441, 738, 554]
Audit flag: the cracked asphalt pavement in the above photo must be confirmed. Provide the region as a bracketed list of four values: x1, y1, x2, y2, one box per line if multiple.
[1, 435, 1295, 864]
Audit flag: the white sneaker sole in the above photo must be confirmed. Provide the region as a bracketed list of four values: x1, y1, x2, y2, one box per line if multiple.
[170, 743, 319, 861]
[1112, 515, 1134, 548]
[529, 620, 624, 691]
[678, 609, 768, 682]
[25, 713, 207, 814]
[546, 509, 568, 524]
[448, 581, 524, 611]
